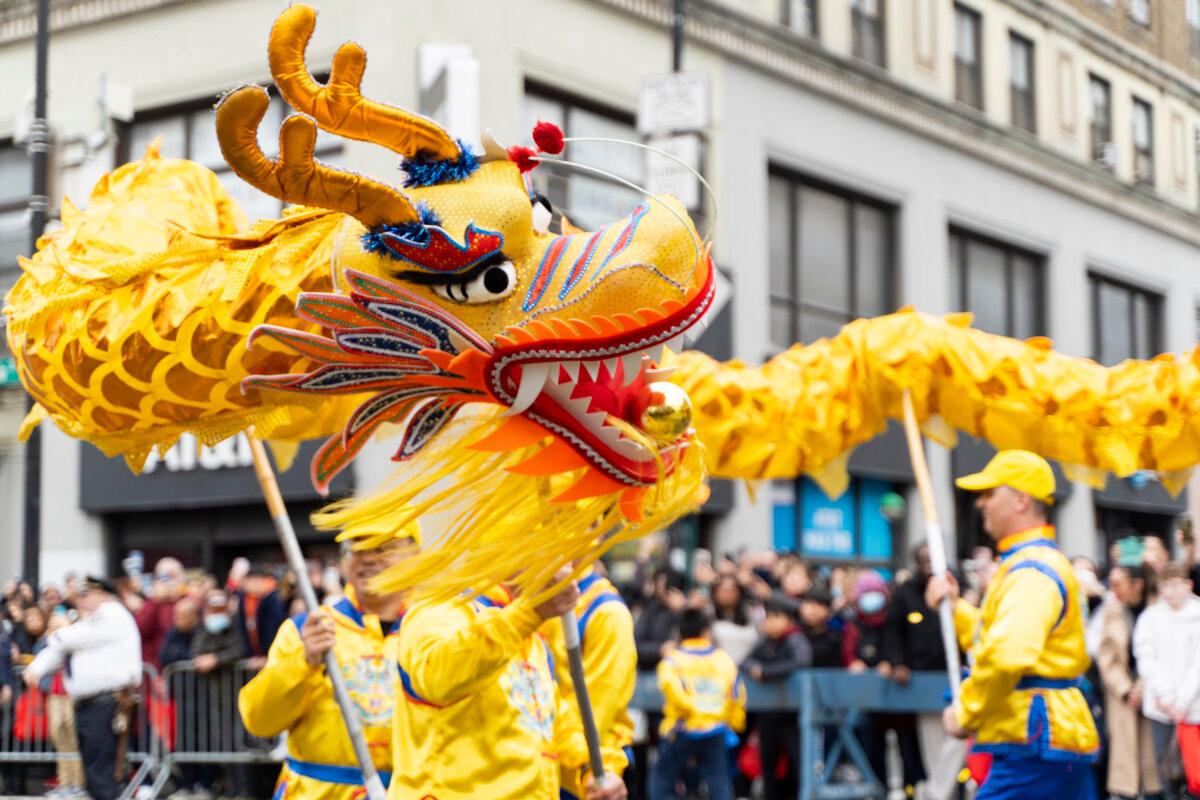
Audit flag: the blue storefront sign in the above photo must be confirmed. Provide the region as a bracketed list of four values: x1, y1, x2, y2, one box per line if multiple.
[773, 477, 896, 564]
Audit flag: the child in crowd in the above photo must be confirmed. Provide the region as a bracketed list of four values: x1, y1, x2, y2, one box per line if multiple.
[799, 590, 843, 668]
[742, 598, 812, 800]
[652, 608, 746, 800]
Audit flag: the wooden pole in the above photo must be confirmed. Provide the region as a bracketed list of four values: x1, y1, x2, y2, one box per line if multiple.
[537, 479, 607, 786]
[899, 391, 962, 699]
[247, 436, 387, 800]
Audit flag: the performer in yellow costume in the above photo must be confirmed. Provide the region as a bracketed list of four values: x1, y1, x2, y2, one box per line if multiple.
[543, 568, 637, 799]
[928, 450, 1099, 800]
[238, 519, 417, 800]
[391, 571, 625, 800]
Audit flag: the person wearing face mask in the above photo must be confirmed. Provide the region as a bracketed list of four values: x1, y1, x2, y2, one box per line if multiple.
[238, 519, 417, 800]
[844, 571, 921, 790]
[927, 450, 1099, 800]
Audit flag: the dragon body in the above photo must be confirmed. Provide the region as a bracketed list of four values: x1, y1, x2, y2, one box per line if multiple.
[8, 5, 1200, 599]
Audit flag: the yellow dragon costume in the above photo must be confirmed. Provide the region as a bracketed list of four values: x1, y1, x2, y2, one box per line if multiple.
[7, 5, 1200, 605]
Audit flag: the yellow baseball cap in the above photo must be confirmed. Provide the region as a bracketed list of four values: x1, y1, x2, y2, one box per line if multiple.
[336, 515, 422, 552]
[955, 449, 1056, 505]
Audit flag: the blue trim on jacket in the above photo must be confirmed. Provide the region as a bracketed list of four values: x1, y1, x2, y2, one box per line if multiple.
[1006, 560, 1069, 627]
[286, 756, 391, 787]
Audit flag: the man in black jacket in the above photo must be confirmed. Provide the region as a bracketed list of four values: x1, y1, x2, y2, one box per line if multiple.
[742, 597, 813, 800]
[881, 543, 960, 800]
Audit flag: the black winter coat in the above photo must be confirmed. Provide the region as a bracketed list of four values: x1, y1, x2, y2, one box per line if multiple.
[881, 574, 949, 672]
[741, 629, 812, 682]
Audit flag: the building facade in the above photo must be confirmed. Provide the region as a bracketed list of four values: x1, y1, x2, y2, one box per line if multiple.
[0, 0, 1197, 583]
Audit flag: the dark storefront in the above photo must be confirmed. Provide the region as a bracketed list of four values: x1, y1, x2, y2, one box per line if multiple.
[80, 434, 353, 578]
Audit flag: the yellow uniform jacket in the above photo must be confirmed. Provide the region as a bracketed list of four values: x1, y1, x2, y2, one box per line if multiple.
[390, 587, 589, 800]
[657, 637, 746, 740]
[953, 525, 1099, 761]
[543, 572, 636, 800]
[238, 587, 399, 800]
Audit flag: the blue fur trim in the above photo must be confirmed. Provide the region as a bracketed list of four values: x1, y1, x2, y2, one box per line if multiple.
[401, 140, 480, 187]
[361, 203, 441, 255]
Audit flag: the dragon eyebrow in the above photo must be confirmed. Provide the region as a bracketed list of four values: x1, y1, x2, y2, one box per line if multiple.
[389, 251, 510, 285]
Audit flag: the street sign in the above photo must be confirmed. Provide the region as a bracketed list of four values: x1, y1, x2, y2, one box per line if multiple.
[637, 70, 710, 135]
[645, 132, 702, 209]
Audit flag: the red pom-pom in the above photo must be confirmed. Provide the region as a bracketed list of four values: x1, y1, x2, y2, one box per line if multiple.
[532, 120, 565, 155]
[508, 145, 539, 173]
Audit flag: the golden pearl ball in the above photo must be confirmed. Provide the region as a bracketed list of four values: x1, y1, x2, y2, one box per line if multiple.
[640, 382, 693, 442]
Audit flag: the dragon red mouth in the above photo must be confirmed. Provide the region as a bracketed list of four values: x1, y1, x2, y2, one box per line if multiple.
[486, 251, 716, 486]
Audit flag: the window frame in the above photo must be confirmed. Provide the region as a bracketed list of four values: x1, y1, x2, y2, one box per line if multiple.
[0, 140, 31, 279]
[949, 226, 1047, 339]
[780, 0, 818, 38]
[522, 81, 642, 231]
[1128, 0, 1151, 28]
[1088, 272, 1164, 365]
[1008, 31, 1037, 134]
[1189, 0, 1200, 62]
[850, 0, 886, 68]
[1131, 96, 1155, 188]
[768, 165, 898, 348]
[954, 3, 984, 111]
[1088, 74, 1114, 169]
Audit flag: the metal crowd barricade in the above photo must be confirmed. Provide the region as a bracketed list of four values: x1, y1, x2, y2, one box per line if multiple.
[146, 660, 281, 798]
[0, 663, 162, 800]
[631, 668, 950, 800]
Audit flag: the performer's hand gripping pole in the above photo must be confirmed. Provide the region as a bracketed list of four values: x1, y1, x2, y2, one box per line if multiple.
[900, 392, 963, 699]
[248, 436, 388, 800]
[561, 610, 608, 786]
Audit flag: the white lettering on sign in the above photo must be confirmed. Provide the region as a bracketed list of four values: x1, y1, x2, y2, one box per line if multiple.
[143, 433, 253, 474]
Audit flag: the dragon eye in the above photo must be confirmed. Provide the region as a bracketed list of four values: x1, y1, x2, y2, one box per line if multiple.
[531, 194, 553, 235]
[433, 261, 517, 305]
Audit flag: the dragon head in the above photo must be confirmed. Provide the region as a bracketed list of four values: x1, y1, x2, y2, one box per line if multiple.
[222, 5, 714, 525]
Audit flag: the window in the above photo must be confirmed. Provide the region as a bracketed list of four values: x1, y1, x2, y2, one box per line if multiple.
[1132, 97, 1154, 187]
[121, 95, 343, 224]
[954, 4, 983, 110]
[0, 143, 30, 287]
[781, 0, 817, 36]
[1089, 75, 1114, 169]
[522, 86, 642, 231]
[768, 169, 896, 348]
[1189, 0, 1200, 61]
[1089, 273, 1163, 366]
[851, 0, 885, 67]
[1009, 33, 1036, 133]
[949, 228, 1046, 339]
[1129, 0, 1151, 27]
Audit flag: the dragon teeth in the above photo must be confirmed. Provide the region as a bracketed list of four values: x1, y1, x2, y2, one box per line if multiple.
[621, 353, 643, 386]
[505, 362, 551, 416]
[582, 359, 603, 381]
[644, 365, 677, 381]
[602, 356, 620, 376]
[561, 360, 580, 383]
[646, 344, 665, 365]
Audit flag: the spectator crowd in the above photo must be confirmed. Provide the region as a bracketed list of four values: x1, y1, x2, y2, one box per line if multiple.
[2, 525, 1200, 800]
[0, 554, 345, 799]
